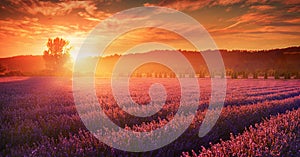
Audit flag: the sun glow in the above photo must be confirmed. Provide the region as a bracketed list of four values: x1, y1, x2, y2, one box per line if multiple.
[65, 36, 86, 60]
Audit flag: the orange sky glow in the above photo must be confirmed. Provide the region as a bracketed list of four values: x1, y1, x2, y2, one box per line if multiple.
[0, 0, 300, 58]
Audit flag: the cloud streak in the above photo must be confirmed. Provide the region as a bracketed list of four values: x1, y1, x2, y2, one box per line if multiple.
[144, 0, 211, 11]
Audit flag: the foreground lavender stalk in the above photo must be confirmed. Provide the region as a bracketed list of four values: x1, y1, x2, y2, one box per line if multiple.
[182, 108, 300, 157]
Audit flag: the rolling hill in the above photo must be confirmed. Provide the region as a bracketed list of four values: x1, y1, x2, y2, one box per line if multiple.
[0, 46, 300, 76]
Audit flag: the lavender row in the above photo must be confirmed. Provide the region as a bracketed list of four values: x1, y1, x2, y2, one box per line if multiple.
[182, 108, 300, 157]
[5, 92, 300, 156]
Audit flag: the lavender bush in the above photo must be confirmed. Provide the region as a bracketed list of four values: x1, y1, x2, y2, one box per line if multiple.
[182, 108, 300, 157]
[0, 77, 299, 156]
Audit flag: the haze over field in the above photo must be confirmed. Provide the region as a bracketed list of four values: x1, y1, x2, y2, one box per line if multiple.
[1, 47, 300, 76]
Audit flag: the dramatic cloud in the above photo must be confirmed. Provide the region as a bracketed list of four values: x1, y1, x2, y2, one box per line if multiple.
[144, 0, 245, 11]
[281, 0, 300, 5]
[211, 0, 242, 6]
[249, 5, 275, 11]
[144, 0, 211, 11]
[3, 0, 93, 16]
[287, 6, 300, 13]
[246, 0, 268, 4]
[1, 0, 112, 20]
[0, 0, 299, 57]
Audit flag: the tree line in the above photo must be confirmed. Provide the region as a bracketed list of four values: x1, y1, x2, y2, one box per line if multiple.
[1, 37, 299, 78]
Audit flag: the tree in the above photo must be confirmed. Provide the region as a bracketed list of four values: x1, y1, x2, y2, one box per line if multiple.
[253, 72, 258, 79]
[295, 72, 300, 79]
[242, 71, 248, 79]
[274, 71, 280, 79]
[220, 72, 225, 79]
[284, 71, 291, 79]
[0, 64, 6, 73]
[43, 37, 71, 72]
[231, 71, 238, 79]
[264, 71, 268, 79]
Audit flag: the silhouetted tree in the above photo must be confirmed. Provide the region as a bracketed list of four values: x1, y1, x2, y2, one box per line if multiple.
[274, 71, 280, 79]
[284, 71, 291, 79]
[5, 70, 23, 76]
[197, 70, 205, 78]
[264, 71, 268, 79]
[221, 72, 225, 79]
[210, 71, 215, 78]
[231, 71, 238, 79]
[43, 37, 71, 72]
[0, 64, 6, 73]
[253, 72, 258, 79]
[242, 71, 248, 79]
[295, 72, 300, 79]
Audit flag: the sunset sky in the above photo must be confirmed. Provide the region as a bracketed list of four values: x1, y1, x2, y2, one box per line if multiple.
[0, 0, 300, 58]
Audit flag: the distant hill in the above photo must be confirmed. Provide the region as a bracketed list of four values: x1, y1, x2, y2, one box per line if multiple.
[0, 55, 45, 75]
[77, 46, 300, 77]
[0, 46, 300, 77]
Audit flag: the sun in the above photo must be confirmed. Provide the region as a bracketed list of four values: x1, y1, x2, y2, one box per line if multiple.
[69, 49, 77, 60]
[65, 36, 85, 60]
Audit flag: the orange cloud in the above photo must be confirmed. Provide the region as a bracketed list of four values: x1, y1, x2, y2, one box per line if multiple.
[249, 5, 275, 11]
[3, 0, 111, 20]
[208, 7, 300, 41]
[103, 27, 197, 55]
[246, 0, 267, 4]
[213, 12, 276, 32]
[211, 0, 242, 6]
[144, 0, 211, 11]
[281, 0, 300, 5]
[7, 0, 94, 16]
[288, 6, 300, 13]
[144, 0, 246, 11]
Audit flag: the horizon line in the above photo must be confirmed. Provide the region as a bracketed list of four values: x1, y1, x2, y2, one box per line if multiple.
[1, 45, 300, 59]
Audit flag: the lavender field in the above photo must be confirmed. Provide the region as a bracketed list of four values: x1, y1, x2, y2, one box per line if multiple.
[0, 77, 299, 156]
